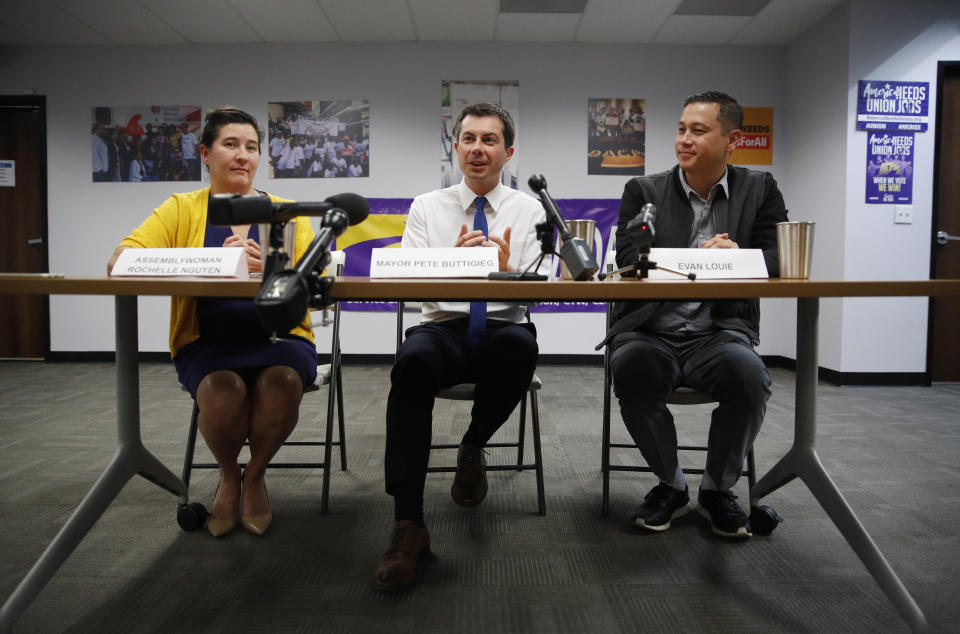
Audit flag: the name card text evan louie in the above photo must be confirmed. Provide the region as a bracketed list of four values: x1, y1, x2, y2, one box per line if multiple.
[646, 248, 768, 279]
[369, 247, 498, 278]
[111, 248, 249, 278]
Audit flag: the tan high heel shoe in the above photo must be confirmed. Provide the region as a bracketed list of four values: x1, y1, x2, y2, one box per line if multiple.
[240, 473, 272, 536]
[208, 478, 239, 538]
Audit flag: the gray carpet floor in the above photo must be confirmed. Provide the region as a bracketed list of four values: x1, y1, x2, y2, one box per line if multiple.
[1, 361, 958, 633]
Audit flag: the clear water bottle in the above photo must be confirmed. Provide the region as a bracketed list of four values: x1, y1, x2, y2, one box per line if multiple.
[603, 227, 619, 280]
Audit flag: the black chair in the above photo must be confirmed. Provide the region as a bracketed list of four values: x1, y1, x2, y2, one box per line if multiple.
[599, 303, 779, 533]
[395, 302, 545, 515]
[176, 252, 347, 530]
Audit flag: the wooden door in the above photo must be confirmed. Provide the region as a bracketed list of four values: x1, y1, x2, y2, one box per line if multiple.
[0, 96, 48, 358]
[930, 62, 960, 381]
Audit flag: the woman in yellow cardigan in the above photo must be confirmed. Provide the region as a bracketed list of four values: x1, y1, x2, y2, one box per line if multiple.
[108, 106, 316, 537]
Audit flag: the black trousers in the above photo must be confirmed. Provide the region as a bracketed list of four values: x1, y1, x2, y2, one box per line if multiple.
[385, 318, 538, 520]
[610, 329, 771, 492]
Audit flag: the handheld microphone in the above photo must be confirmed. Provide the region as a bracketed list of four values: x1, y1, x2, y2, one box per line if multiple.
[209, 192, 369, 226]
[254, 198, 370, 333]
[598, 203, 657, 280]
[626, 203, 656, 251]
[527, 174, 599, 281]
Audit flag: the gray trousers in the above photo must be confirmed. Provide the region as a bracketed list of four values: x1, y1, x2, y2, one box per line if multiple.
[609, 329, 771, 492]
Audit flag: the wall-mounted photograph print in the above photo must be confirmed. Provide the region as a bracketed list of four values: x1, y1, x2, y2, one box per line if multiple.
[587, 98, 645, 176]
[266, 100, 370, 179]
[441, 80, 520, 189]
[91, 105, 202, 182]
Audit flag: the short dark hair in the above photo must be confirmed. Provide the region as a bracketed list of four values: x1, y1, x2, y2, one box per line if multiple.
[453, 102, 515, 149]
[683, 91, 743, 133]
[199, 105, 263, 151]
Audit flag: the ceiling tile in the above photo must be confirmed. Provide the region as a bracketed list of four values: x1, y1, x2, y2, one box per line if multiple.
[576, 0, 681, 43]
[730, 0, 843, 46]
[674, 0, 771, 17]
[653, 14, 751, 45]
[0, 19, 38, 46]
[147, 0, 262, 44]
[51, 0, 186, 45]
[495, 12, 580, 42]
[0, 0, 108, 45]
[0, 0, 856, 47]
[229, 0, 339, 42]
[319, 0, 416, 41]
[409, 0, 497, 41]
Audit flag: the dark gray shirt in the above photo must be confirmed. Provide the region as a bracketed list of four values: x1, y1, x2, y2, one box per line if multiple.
[645, 168, 729, 336]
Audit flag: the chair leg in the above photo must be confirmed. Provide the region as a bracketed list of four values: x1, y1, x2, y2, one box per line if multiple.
[335, 362, 347, 471]
[746, 446, 757, 496]
[516, 391, 527, 470]
[179, 402, 200, 507]
[320, 363, 337, 515]
[530, 390, 546, 516]
[601, 349, 612, 517]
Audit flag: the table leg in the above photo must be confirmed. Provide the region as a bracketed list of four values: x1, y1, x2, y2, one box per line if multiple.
[751, 297, 927, 633]
[0, 296, 186, 633]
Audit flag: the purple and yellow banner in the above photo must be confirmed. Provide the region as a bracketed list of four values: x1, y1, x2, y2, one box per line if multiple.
[335, 198, 620, 312]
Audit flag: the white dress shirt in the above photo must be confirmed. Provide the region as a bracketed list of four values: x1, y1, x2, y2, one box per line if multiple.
[402, 179, 547, 324]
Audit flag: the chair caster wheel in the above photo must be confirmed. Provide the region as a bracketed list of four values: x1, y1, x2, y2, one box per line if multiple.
[750, 505, 783, 536]
[177, 502, 209, 532]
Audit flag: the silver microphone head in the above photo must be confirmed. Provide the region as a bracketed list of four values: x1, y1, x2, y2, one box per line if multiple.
[640, 203, 657, 224]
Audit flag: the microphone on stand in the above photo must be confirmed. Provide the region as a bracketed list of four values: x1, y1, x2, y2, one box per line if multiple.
[209, 192, 369, 225]
[527, 174, 599, 281]
[254, 197, 370, 334]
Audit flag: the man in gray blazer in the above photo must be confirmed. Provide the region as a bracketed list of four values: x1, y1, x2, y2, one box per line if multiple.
[604, 91, 788, 538]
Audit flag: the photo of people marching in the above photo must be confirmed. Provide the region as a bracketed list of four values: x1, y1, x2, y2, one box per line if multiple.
[91, 105, 202, 183]
[267, 100, 369, 179]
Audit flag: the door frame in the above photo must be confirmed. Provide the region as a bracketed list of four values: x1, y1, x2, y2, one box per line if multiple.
[1, 94, 50, 357]
[927, 61, 960, 381]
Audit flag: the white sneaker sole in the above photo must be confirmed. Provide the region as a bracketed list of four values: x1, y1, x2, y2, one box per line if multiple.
[633, 503, 689, 532]
[696, 505, 752, 538]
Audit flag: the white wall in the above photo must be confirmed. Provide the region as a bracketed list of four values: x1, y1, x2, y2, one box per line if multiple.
[776, 2, 851, 368]
[0, 41, 785, 357]
[837, 0, 960, 372]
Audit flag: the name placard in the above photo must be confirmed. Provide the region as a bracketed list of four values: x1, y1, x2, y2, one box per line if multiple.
[646, 248, 768, 279]
[370, 247, 498, 278]
[111, 248, 249, 278]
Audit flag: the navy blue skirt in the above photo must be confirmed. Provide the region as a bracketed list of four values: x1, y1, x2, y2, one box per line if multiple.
[174, 333, 317, 399]
[175, 211, 317, 398]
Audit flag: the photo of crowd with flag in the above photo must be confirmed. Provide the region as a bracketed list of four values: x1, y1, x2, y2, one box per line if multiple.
[334, 198, 621, 313]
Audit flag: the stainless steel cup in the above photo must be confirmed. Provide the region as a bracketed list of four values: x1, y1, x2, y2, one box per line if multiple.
[257, 221, 297, 274]
[561, 219, 598, 280]
[776, 221, 815, 279]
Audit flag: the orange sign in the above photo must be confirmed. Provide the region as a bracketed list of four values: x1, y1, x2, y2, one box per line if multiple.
[730, 107, 773, 165]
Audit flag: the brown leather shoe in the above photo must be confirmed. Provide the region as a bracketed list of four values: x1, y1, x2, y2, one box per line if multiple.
[451, 443, 488, 507]
[374, 520, 430, 592]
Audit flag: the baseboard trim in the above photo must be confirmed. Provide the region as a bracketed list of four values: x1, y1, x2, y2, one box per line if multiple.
[761, 355, 929, 387]
[41, 351, 929, 386]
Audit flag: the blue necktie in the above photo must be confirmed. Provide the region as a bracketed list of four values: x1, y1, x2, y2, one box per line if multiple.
[467, 196, 488, 345]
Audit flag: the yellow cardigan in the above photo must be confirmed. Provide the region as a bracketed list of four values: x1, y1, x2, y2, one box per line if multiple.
[118, 187, 316, 357]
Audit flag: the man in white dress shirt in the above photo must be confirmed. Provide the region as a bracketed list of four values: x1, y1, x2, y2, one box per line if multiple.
[374, 103, 546, 592]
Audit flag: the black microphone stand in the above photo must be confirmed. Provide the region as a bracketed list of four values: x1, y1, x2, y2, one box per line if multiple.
[488, 220, 552, 281]
[255, 220, 338, 339]
[599, 249, 696, 281]
[261, 220, 292, 280]
[598, 230, 696, 281]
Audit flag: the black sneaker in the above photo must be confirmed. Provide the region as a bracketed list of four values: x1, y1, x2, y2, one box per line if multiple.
[697, 490, 752, 538]
[631, 483, 690, 531]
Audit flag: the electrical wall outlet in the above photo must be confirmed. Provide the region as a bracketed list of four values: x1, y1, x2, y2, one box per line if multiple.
[894, 206, 913, 224]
